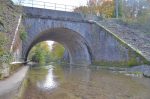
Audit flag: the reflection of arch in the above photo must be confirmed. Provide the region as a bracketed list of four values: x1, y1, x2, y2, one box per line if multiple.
[23, 27, 92, 65]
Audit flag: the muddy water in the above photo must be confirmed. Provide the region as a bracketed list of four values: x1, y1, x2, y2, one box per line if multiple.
[23, 64, 150, 99]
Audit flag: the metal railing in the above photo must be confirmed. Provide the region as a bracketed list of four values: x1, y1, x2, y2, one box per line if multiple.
[19, 0, 77, 12]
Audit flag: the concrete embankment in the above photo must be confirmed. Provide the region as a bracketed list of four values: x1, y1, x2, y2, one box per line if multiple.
[0, 66, 29, 99]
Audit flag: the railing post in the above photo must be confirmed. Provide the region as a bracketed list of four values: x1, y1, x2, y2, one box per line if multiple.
[44, 2, 45, 8]
[32, 0, 33, 8]
[72, 6, 75, 12]
[115, 0, 119, 18]
[54, 3, 56, 10]
[19, 0, 22, 5]
[65, 5, 67, 11]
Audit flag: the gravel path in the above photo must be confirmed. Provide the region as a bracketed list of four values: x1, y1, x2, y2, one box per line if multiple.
[0, 66, 29, 98]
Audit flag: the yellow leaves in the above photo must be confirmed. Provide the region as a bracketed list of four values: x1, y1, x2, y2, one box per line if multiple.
[0, 48, 3, 56]
[74, 0, 115, 18]
[0, 33, 12, 63]
[51, 42, 65, 60]
[74, 6, 90, 14]
[28, 41, 51, 64]
[96, 0, 115, 18]
[29, 41, 65, 64]
[0, 33, 8, 53]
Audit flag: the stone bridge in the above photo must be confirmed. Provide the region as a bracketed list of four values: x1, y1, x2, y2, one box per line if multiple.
[18, 7, 148, 66]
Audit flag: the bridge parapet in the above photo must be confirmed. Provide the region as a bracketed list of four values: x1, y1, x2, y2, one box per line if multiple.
[23, 6, 102, 23]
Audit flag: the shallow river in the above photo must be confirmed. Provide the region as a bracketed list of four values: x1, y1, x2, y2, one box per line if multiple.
[23, 64, 150, 99]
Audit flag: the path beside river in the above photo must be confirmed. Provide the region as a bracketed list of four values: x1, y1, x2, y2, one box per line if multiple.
[0, 66, 29, 99]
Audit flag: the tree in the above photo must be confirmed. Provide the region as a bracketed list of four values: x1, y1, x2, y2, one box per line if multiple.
[74, 6, 90, 14]
[29, 41, 65, 64]
[29, 42, 52, 65]
[115, 0, 119, 18]
[96, 0, 115, 18]
[51, 42, 65, 61]
[74, 0, 115, 18]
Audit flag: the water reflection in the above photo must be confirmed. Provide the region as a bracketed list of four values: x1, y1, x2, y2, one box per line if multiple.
[37, 68, 57, 90]
[68, 66, 91, 82]
[23, 64, 150, 99]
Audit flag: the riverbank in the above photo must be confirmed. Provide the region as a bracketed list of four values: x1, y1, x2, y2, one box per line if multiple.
[91, 64, 150, 78]
[0, 66, 29, 99]
[53, 62, 150, 78]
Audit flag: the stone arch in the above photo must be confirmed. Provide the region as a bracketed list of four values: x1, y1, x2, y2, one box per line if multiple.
[23, 27, 92, 65]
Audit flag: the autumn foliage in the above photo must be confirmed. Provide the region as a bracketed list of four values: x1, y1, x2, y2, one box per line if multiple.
[29, 42, 65, 65]
[74, 0, 115, 18]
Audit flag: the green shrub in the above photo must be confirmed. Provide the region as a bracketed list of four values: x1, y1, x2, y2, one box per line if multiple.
[20, 31, 27, 41]
[0, 33, 12, 65]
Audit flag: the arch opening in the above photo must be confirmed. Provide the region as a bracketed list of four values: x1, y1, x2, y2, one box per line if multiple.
[23, 28, 91, 65]
[28, 41, 66, 64]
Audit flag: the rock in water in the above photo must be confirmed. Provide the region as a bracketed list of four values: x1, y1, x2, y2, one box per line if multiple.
[143, 70, 150, 78]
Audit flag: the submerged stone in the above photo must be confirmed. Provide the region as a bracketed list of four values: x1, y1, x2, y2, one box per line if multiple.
[143, 70, 150, 78]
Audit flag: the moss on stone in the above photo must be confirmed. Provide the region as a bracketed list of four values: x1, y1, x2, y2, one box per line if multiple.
[15, 76, 28, 99]
[93, 60, 128, 67]
[0, 73, 3, 80]
[131, 71, 143, 75]
[93, 57, 150, 67]
[93, 54, 150, 67]
[127, 58, 139, 67]
[10, 63, 22, 74]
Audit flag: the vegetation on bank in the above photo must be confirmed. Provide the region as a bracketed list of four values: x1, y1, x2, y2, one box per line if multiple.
[0, 0, 13, 66]
[74, 0, 115, 18]
[51, 42, 65, 62]
[0, 0, 24, 66]
[28, 42, 51, 65]
[0, 0, 28, 80]
[28, 42, 65, 65]
[0, 33, 12, 64]
[118, 0, 150, 34]
[19, 26, 27, 41]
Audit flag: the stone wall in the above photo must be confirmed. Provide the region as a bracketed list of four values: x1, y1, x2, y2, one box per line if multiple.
[0, 63, 10, 79]
[90, 22, 149, 66]
[0, 62, 23, 79]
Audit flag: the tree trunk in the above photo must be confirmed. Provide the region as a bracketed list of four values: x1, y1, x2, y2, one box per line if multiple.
[115, 0, 119, 18]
